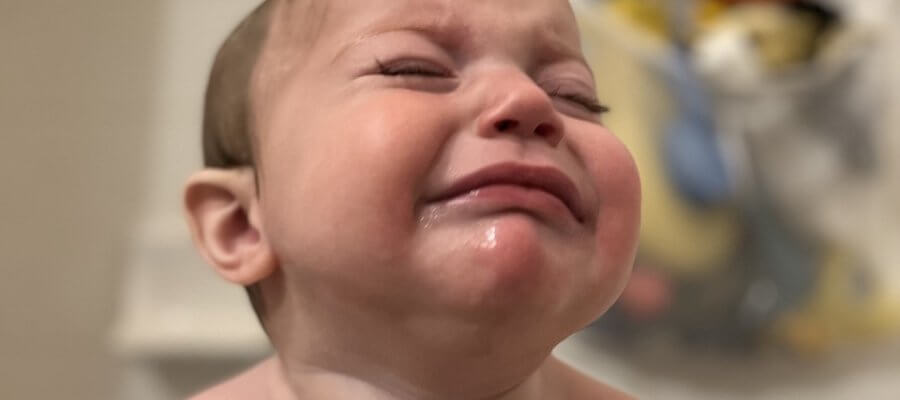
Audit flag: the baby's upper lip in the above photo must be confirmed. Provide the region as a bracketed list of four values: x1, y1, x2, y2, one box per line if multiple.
[428, 162, 587, 223]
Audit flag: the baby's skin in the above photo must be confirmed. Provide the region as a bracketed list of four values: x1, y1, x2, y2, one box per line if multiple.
[192, 355, 633, 399]
[184, 0, 641, 398]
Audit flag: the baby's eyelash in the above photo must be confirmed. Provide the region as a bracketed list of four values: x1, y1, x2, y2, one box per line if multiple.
[549, 87, 610, 115]
[375, 58, 451, 78]
[373, 60, 608, 115]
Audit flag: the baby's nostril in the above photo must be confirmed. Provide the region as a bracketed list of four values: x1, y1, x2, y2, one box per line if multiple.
[534, 122, 556, 138]
[495, 119, 519, 132]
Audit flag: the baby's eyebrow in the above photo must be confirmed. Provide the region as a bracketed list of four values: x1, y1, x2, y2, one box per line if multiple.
[534, 33, 594, 78]
[329, 16, 470, 66]
[327, 13, 593, 81]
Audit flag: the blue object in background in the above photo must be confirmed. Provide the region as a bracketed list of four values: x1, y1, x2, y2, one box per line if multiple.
[662, 49, 732, 207]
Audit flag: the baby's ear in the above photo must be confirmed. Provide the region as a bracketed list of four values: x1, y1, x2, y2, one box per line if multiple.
[183, 168, 275, 285]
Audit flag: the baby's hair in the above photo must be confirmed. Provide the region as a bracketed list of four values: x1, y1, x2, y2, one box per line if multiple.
[203, 0, 275, 169]
[202, 0, 276, 321]
[203, 0, 328, 327]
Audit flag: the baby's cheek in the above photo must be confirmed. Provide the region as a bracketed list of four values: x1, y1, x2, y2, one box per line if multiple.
[588, 132, 642, 285]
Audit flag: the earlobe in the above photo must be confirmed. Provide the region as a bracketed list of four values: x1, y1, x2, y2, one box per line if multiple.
[183, 168, 276, 286]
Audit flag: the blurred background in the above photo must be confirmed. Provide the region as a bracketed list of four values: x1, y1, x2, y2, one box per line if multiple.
[1, 0, 897, 398]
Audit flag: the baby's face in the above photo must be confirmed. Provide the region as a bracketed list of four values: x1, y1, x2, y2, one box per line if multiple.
[254, 0, 640, 337]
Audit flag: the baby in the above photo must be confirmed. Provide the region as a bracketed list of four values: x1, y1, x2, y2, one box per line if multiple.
[184, 0, 641, 399]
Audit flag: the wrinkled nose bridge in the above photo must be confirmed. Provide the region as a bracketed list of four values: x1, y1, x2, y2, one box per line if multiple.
[476, 71, 564, 146]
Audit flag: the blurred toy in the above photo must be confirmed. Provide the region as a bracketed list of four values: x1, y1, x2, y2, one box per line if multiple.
[663, 48, 732, 207]
[579, 0, 900, 355]
[694, 0, 900, 353]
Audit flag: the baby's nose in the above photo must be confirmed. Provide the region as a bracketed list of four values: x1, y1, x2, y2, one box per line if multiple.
[476, 74, 565, 147]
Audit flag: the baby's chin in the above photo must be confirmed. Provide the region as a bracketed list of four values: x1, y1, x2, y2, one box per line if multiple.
[409, 212, 603, 323]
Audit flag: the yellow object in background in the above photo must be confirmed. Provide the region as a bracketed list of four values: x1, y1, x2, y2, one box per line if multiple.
[696, 0, 729, 30]
[704, 3, 834, 72]
[609, 0, 730, 42]
[608, 0, 670, 39]
[771, 248, 900, 354]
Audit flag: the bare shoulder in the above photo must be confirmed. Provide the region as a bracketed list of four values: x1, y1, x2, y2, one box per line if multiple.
[188, 357, 279, 400]
[548, 356, 636, 400]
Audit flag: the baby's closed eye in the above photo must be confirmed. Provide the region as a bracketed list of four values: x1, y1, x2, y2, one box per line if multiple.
[547, 85, 610, 116]
[375, 57, 454, 78]
[371, 56, 609, 120]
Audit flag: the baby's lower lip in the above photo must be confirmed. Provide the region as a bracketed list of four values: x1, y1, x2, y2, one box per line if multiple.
[436, 184, 578, 225]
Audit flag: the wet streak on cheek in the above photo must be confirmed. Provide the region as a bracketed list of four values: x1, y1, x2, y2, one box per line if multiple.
[418, 205, 451, 231]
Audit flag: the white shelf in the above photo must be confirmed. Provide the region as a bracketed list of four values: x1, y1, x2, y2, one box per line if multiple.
[111, 217, 269, 361]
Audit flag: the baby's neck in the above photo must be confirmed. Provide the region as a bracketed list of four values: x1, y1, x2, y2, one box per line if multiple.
[256, 297, 571, 399]
[192, 354, 633, 400]
[274, 356, 553, 400]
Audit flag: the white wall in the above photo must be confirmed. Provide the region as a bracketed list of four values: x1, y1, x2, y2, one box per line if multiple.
[0, 1, 159, 398]
[112, 1, 269, 399]
[0, 1, 263, 398]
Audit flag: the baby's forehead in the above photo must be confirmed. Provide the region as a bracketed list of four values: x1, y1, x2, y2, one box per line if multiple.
[252, 0, 587, 110]
[266, 0, 582, 58]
